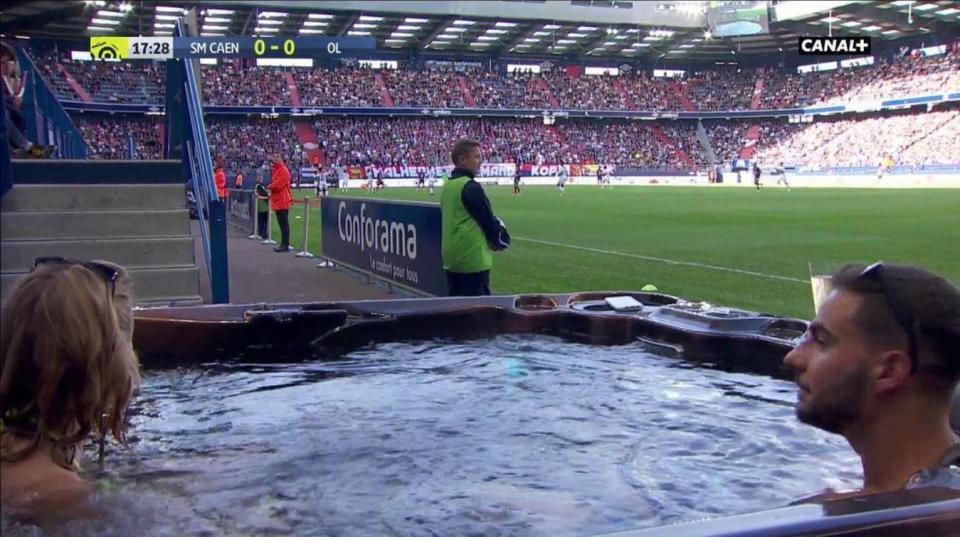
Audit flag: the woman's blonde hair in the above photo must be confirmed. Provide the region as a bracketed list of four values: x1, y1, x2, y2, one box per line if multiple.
[0, 260, 140, 469]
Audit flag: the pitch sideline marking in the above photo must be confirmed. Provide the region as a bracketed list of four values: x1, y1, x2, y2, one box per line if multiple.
[512, 236, 807, 284]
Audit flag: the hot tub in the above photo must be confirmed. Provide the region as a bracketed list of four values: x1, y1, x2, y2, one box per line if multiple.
[124, 292, 958, 536]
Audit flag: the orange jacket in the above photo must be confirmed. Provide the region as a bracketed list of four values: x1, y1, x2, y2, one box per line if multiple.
[214, 167, 227, 199]
[268, 161, 293, 210]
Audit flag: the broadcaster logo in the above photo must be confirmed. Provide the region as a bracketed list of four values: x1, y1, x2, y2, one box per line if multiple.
[797, 36, 872, 56]
[90, 37, 128, 60]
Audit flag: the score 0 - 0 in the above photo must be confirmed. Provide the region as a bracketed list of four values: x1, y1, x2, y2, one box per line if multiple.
[252, 38, 343, 56]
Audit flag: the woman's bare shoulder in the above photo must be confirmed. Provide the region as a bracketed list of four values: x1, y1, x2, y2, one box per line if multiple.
[2, 460, 96, 522]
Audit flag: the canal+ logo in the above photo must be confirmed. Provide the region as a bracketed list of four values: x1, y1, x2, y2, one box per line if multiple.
[797, 36, 872, 56]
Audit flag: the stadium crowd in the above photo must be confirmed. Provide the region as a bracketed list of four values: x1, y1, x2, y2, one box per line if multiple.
[201, 63, 288, 106]
[312, 117, 565, 166]
[27, 42, 960, 112]
[63, 106, 960, 171]
[294, 66, 381, 107]
[205, 118, 300, 170]
[380, 69, 466, 108]
[682, 68, 756, 111]
[544, 71, 626, 110]
[752, 107, 960, 169]
[472, 70, 554, 109]
[760, 45, 960, 109]
[72, 115, 162, 160]
[556, 121, 684, 168]
[703, 120, 751, 163]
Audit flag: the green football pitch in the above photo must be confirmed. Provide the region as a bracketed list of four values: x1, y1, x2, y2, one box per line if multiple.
[275, 185, 960, 319]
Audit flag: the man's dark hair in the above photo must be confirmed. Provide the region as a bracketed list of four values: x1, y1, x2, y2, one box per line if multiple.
[451, 139, 480, 167]
[832, 263, 960, 392]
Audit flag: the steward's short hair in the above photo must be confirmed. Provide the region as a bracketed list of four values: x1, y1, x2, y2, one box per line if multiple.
[451, 139, 480, 166]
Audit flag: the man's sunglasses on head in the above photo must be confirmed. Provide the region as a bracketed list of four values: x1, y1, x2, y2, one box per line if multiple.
[858, 261, 918, 373]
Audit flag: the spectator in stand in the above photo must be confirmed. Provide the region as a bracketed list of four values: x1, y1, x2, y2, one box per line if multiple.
[268, 153, 293, 252]
[3, 42, 55, 158]
[213, 159, 227, 201]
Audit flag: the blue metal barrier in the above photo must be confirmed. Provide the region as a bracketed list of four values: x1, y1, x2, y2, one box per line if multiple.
[15, 46, 87, 159]
[164, 20, 229, 304]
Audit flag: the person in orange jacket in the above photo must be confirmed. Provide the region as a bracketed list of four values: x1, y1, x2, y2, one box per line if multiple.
[213, 159, 227, 201]
[268, 153, 293, 252]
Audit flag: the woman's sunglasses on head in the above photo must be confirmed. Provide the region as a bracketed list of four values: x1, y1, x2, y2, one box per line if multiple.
[32, 257, 119, 297]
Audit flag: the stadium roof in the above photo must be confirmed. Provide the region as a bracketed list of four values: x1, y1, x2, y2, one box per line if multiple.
[2, 0, 959, 61]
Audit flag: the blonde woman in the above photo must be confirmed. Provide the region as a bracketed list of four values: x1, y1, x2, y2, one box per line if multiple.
[0, 258, 140, 524]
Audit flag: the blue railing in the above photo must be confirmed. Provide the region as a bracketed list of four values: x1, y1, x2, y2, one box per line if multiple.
[164, 19, 229, 303]
[16, 46, 87, 159]
[1, 43, 87, 199]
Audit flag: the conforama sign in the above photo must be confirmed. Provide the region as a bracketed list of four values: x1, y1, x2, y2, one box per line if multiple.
[798, 36, 872, 55]
[320, 196, 446, 296]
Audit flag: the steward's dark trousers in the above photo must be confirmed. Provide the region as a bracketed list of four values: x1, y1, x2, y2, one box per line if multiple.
[257, 210, 268, 238]
[446, 270, 491, 297]
[275, 209, 290, 247]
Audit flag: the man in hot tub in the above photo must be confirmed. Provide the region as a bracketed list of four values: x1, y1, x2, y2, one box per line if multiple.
[784, 262, 960, 500]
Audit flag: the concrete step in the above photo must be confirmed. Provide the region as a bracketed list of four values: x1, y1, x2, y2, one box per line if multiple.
[0, 184, 187, 212]
[0, 237, 196, 273]
[0, 209, 190, 240]
[1, 265, 200, 304]
[10, 159, 184, 185]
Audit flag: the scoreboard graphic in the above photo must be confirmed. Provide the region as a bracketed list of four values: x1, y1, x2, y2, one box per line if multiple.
[89, 36, 374, 60]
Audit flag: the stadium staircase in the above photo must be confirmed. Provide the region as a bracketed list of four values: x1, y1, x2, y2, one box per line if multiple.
[670, 81, 695, 112]
[456, 75, 477, 107]
[695, 121, 717, 166]
[649, 125, 696, 169]
[374, 72, 395, 107]
[548, 126, 566, 145]
[0, 160, 203, 306]
[284, 73, 325, 165]
[737, 72, 766, 159]
[749, 69, 764, 110]
[612, 78, 635, 109]
[56, 64, 93, 102]
[535, 76, 560, 109]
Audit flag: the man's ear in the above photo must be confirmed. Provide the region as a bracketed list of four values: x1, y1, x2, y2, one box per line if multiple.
[874, 350, 913, 394]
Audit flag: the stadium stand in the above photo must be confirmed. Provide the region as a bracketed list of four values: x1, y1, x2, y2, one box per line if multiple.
[752, 107, 960, 169]
[29, 37, 957, 173]
[201, 63, 288, 106]
[293, 66, 382, 107]
[205, 118, 301, 170]
[73, 115, 163, 160]
[30, 45, 960, 112]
